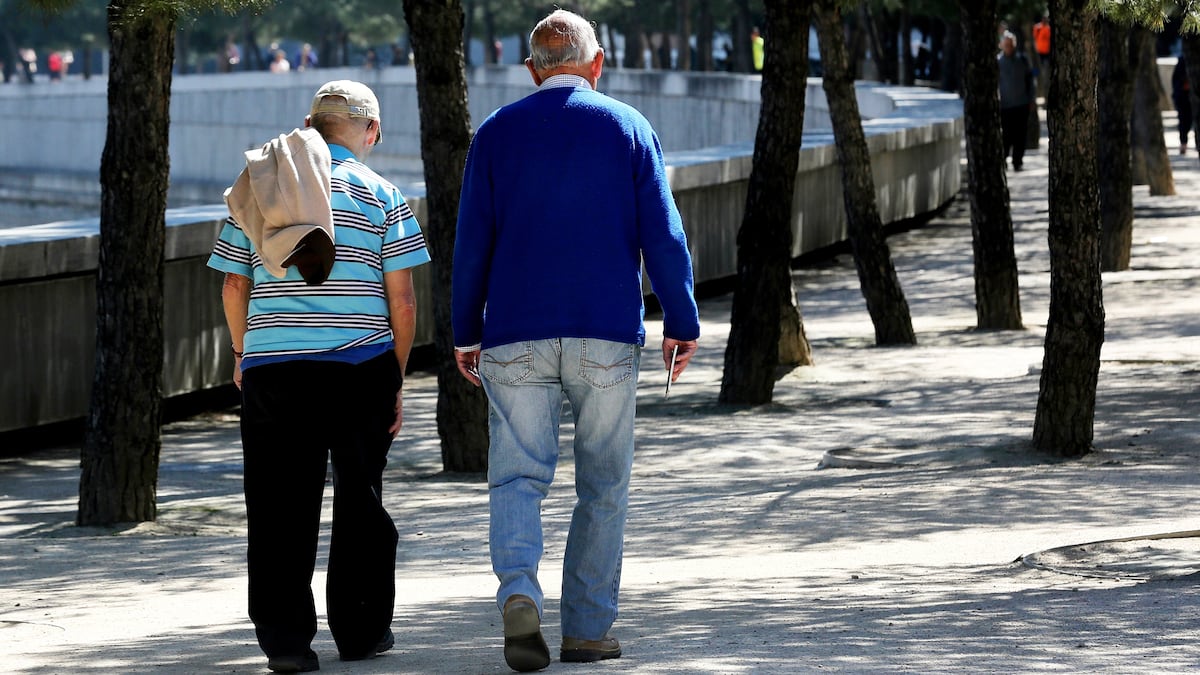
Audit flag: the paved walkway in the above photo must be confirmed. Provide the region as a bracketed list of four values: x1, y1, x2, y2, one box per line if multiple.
[3, 136, 1200, 674]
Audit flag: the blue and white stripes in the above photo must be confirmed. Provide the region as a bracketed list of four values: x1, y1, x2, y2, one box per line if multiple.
[207, 143, 431, 364]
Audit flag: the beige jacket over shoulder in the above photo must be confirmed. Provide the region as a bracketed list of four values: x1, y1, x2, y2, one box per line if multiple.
[224, 127, 334, 279]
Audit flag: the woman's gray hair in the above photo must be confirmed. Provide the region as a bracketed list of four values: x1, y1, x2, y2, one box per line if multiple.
[528, 9, 600, 71]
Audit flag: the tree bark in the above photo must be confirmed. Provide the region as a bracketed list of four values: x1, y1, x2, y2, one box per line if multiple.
[940, 18, 963, 92]
[813, 0, 916, 346]
[863, 5, 899, 83]
[623, 18, 646, 69]
[1032, 0, 1104, 458]
[483, 0, 498, 65]
[1130, 26, 1175, 195]
[402, 0, 489, 473]
[77, 1, 175, 525]
[959, 0, 1023, 330]
[696, 0, 714, 71]
[719, 0, 813, 405]
[1097, 18, 1134, 272]
[462, 0, 475, 66]
[732, 0, 752, 73]
[676, 0, 692, 71]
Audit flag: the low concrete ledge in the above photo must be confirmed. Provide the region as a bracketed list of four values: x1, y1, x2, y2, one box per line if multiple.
[0, 76, 961, 434]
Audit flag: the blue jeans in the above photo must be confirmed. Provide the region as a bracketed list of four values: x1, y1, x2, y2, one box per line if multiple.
[480, 338, 641, 641]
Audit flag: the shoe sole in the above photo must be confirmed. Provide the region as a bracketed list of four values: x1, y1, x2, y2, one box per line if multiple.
[267, 656, 319, 673]
[561, 646, 622, 663]
[503, 604, 550, 672]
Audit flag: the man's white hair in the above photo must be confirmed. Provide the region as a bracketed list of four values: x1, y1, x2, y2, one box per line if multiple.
[528, 9, 600, 71]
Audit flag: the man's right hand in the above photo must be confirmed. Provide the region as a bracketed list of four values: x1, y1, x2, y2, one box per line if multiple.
[455, 348, 482, 387]
[663, 338, 698, 383]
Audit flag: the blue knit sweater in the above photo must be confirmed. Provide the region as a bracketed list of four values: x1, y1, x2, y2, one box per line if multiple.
[452, 82, 700, 349]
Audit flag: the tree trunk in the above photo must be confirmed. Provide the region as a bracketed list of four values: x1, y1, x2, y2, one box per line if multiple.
[605, 24, 619, 69]
[1130, 27, 1175, 195]
[1032, 0, 1104, 458]
[676, 0, 692, 71]
[402, 0, 490, 473]
[462, 0, 475, 66]
[174, 26, 190, 75]
[846, 9, 866, 79]
[243, 20, 264, 71]
[719, 0, 813, 405]
[900, 8, 913, 86]
[1097, 18, 1134, 272]
[865, 5, 900, 84]
[959, 0, 1023, 330]
[77, 1, 175, 526]
[733, 0, 752, 73]
[623, 19, 645, 69]
[813, 0, 916, 346]
[696, 0, 714, 71]
[940, 18, 963, 92]
[483, 0, 498, 65]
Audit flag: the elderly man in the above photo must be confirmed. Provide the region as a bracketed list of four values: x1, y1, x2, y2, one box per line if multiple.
[207, 80, 431, 673]
[452, 9, 701, 672]
[997, 30, 1035, 171]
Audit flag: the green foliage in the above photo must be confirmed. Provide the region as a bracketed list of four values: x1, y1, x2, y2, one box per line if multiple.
[1090, 0, 1200, 32]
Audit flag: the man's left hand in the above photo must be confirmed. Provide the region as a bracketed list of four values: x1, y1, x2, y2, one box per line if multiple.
[388, 389, 404, 436]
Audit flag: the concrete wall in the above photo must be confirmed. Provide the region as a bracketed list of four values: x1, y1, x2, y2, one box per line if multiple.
[0, 69, 962, 433]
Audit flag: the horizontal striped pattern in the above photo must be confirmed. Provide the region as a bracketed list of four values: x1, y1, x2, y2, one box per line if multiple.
[206, 142, 431, 363]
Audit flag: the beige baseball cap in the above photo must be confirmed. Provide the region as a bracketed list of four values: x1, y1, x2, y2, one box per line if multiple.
[310, 80, 382, 142]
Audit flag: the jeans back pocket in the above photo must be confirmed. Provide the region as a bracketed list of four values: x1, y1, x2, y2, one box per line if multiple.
[578, 339, 637, 389]
[480, 341, 535, 385]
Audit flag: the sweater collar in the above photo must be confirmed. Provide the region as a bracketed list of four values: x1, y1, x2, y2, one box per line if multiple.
[539, 74, 592, 91]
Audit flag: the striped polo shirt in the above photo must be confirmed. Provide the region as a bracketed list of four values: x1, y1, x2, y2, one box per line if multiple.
[207, 143, 431, 368]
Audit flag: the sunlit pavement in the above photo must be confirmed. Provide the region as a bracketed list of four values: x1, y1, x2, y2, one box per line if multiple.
[2, 126, 1199, 673]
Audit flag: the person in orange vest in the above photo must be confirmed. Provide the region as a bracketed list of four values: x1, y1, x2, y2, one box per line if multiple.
[1033, 13, 1051, 72]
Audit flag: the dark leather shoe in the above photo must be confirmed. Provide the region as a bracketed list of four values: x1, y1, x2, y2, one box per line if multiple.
[339, 628, 395, 661]
[267, 648, 319, 672]
[561, 635, 621, 662]
[503, 595, 550, 672]
[375, 628, 395, 655]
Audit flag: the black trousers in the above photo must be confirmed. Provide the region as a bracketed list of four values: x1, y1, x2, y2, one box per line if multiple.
[1000, 104, 1030, 168]
[1175, 94, 1193, 146]
[240, 351, 401, 660]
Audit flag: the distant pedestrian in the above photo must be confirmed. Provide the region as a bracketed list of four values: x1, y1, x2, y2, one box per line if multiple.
[47, 51, 63, 81]
[751, 26, 764, 71]
[295, 43, 317, 71]
[269, 49, 290, 73]
[1173, 55, 1193, 155]
[18, 48, 36, 83]
[1033, 13, 1051, 73]
[222, 37, 241, 72]
[997, 31, 1035, 171]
